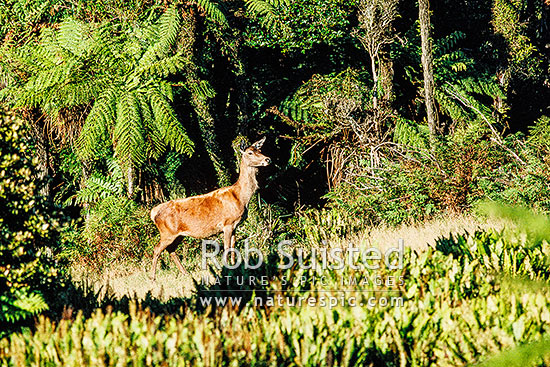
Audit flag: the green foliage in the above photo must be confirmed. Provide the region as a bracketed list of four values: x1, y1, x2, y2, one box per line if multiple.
[0, 0, 67, 42]
[279, 68, 367, 165]
[245, 0, 291, 32]
[437, 229, 550, 279]
[0, 110, 61, 335]
[0, 290, 48, 325]
[64, 196, 158, 271]
[244, 0, 356, 52]
[3, 226, 550, 365]
[70, 159, 125, 207]
[393, 117, 430, 149]
[527, 116, 550, 155]
[323, 136, 549, 225]
[477, 138, 550, 214]
[1, 6, 194, 171]
[477, 336, 550, 367]
[396, 26, 504, 133]
[479, 202, 550, 245]
[492, 0, 543, 80]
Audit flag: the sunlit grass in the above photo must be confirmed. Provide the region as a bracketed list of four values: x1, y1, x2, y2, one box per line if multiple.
[72, 213, 505, 300]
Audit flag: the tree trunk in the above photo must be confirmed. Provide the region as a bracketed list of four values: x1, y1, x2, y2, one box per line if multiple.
[29, 119, 50, 197]
[370, 54, 379, 111]
[419, 0, 438, 144]
[190, 89, 231, 187]
[127, 164, 134, 198]
[180, 6, 230, 187]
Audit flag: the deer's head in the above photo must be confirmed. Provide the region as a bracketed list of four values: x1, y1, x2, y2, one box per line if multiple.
[240, 137, 271, 167]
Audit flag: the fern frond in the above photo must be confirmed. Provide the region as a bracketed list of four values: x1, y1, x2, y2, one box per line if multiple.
[434, 31, 466, 56]
[149, 88, 194, 156]
[393, 118, 430, 149]
[114, 90, 146, 165]
[245, 0, 288, 31]
[186, 79, 216, 99]
[138, 5, 181, 67]
[435, 89, 470, 122]
[106, 158, 124, 183]
[281, 95, 314, 125]
[0, 290, 48, 323]
[73, 175, 124, 205]
[159, 80, 174, 102]
[138, 91, 166, 159]
[57, 19, 90, 57]
[76, 88, 118, 159]
[158, 5, 181, 49]
[135, 53, 188, 79]
[195, 0, 228, 26]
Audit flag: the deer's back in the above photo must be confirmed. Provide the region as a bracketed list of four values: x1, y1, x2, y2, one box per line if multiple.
[151, 185, 245, 238]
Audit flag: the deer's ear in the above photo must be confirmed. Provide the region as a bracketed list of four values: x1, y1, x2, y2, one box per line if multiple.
[239, 141, 247, 153]
[252, 136, 266, 150]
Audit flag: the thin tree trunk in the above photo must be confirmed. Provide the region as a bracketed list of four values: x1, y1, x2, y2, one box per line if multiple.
[380, 55, 395, 104]
[419, 0, 438, 144]
[127, 164, 134, 198]
[32, 125, 50, 197]
[370, 55, 379, 111]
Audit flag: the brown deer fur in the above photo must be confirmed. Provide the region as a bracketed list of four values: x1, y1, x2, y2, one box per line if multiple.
[149, 137, 271, 280]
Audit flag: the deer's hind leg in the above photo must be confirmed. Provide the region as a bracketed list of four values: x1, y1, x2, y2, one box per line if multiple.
[150, 235, 178, 281]
[166, 237, 187, 277]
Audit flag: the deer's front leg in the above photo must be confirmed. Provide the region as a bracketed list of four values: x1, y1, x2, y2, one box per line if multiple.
[223, 225, 235, 265]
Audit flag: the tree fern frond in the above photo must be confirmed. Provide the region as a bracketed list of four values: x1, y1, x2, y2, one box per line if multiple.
[435, 89, 470, 122]
[106, 158, 124, 183]
[76, 88, 118, 159]
[138, 5, 182, 68]
[138, 91, 166, 159]
[57, 19, 90, 57]
[0, 290, 48, 323]
[72, 173, 124, 205]
[156, 4, 181, 57]
[393, 118, 430, 149]
[135, 53, 188, 79]
[158, 80, 174, 102]
[434, 30, 466, 56]
[52, 78, 107, 109]
[195, 0, 228, 26]
[149, 88, 194, 156]
[245, 0, 288, 31]
[280, 95, 314, 125]
[114, 90, 146, 165]
[186, 79, 216, 99]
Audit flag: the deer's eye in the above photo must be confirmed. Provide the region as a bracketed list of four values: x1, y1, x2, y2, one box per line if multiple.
[247, 151, 253, 155]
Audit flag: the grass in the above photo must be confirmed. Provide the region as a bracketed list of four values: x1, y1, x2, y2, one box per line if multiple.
[70, 213, 505, 300]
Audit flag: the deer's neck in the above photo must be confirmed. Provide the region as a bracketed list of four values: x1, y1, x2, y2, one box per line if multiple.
[235, 162, 259, 208]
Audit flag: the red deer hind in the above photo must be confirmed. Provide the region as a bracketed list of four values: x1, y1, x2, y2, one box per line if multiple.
[149, 137, 271, 280]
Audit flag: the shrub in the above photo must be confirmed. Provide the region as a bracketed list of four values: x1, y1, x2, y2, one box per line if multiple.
[63, 196, 158, 271]
[324, 134, 550, 226]
[0, 110, 62, 336]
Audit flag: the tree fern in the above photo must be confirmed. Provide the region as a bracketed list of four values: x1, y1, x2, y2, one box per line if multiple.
[2, 6, 196, 196]
[401, 25, 505, 128]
